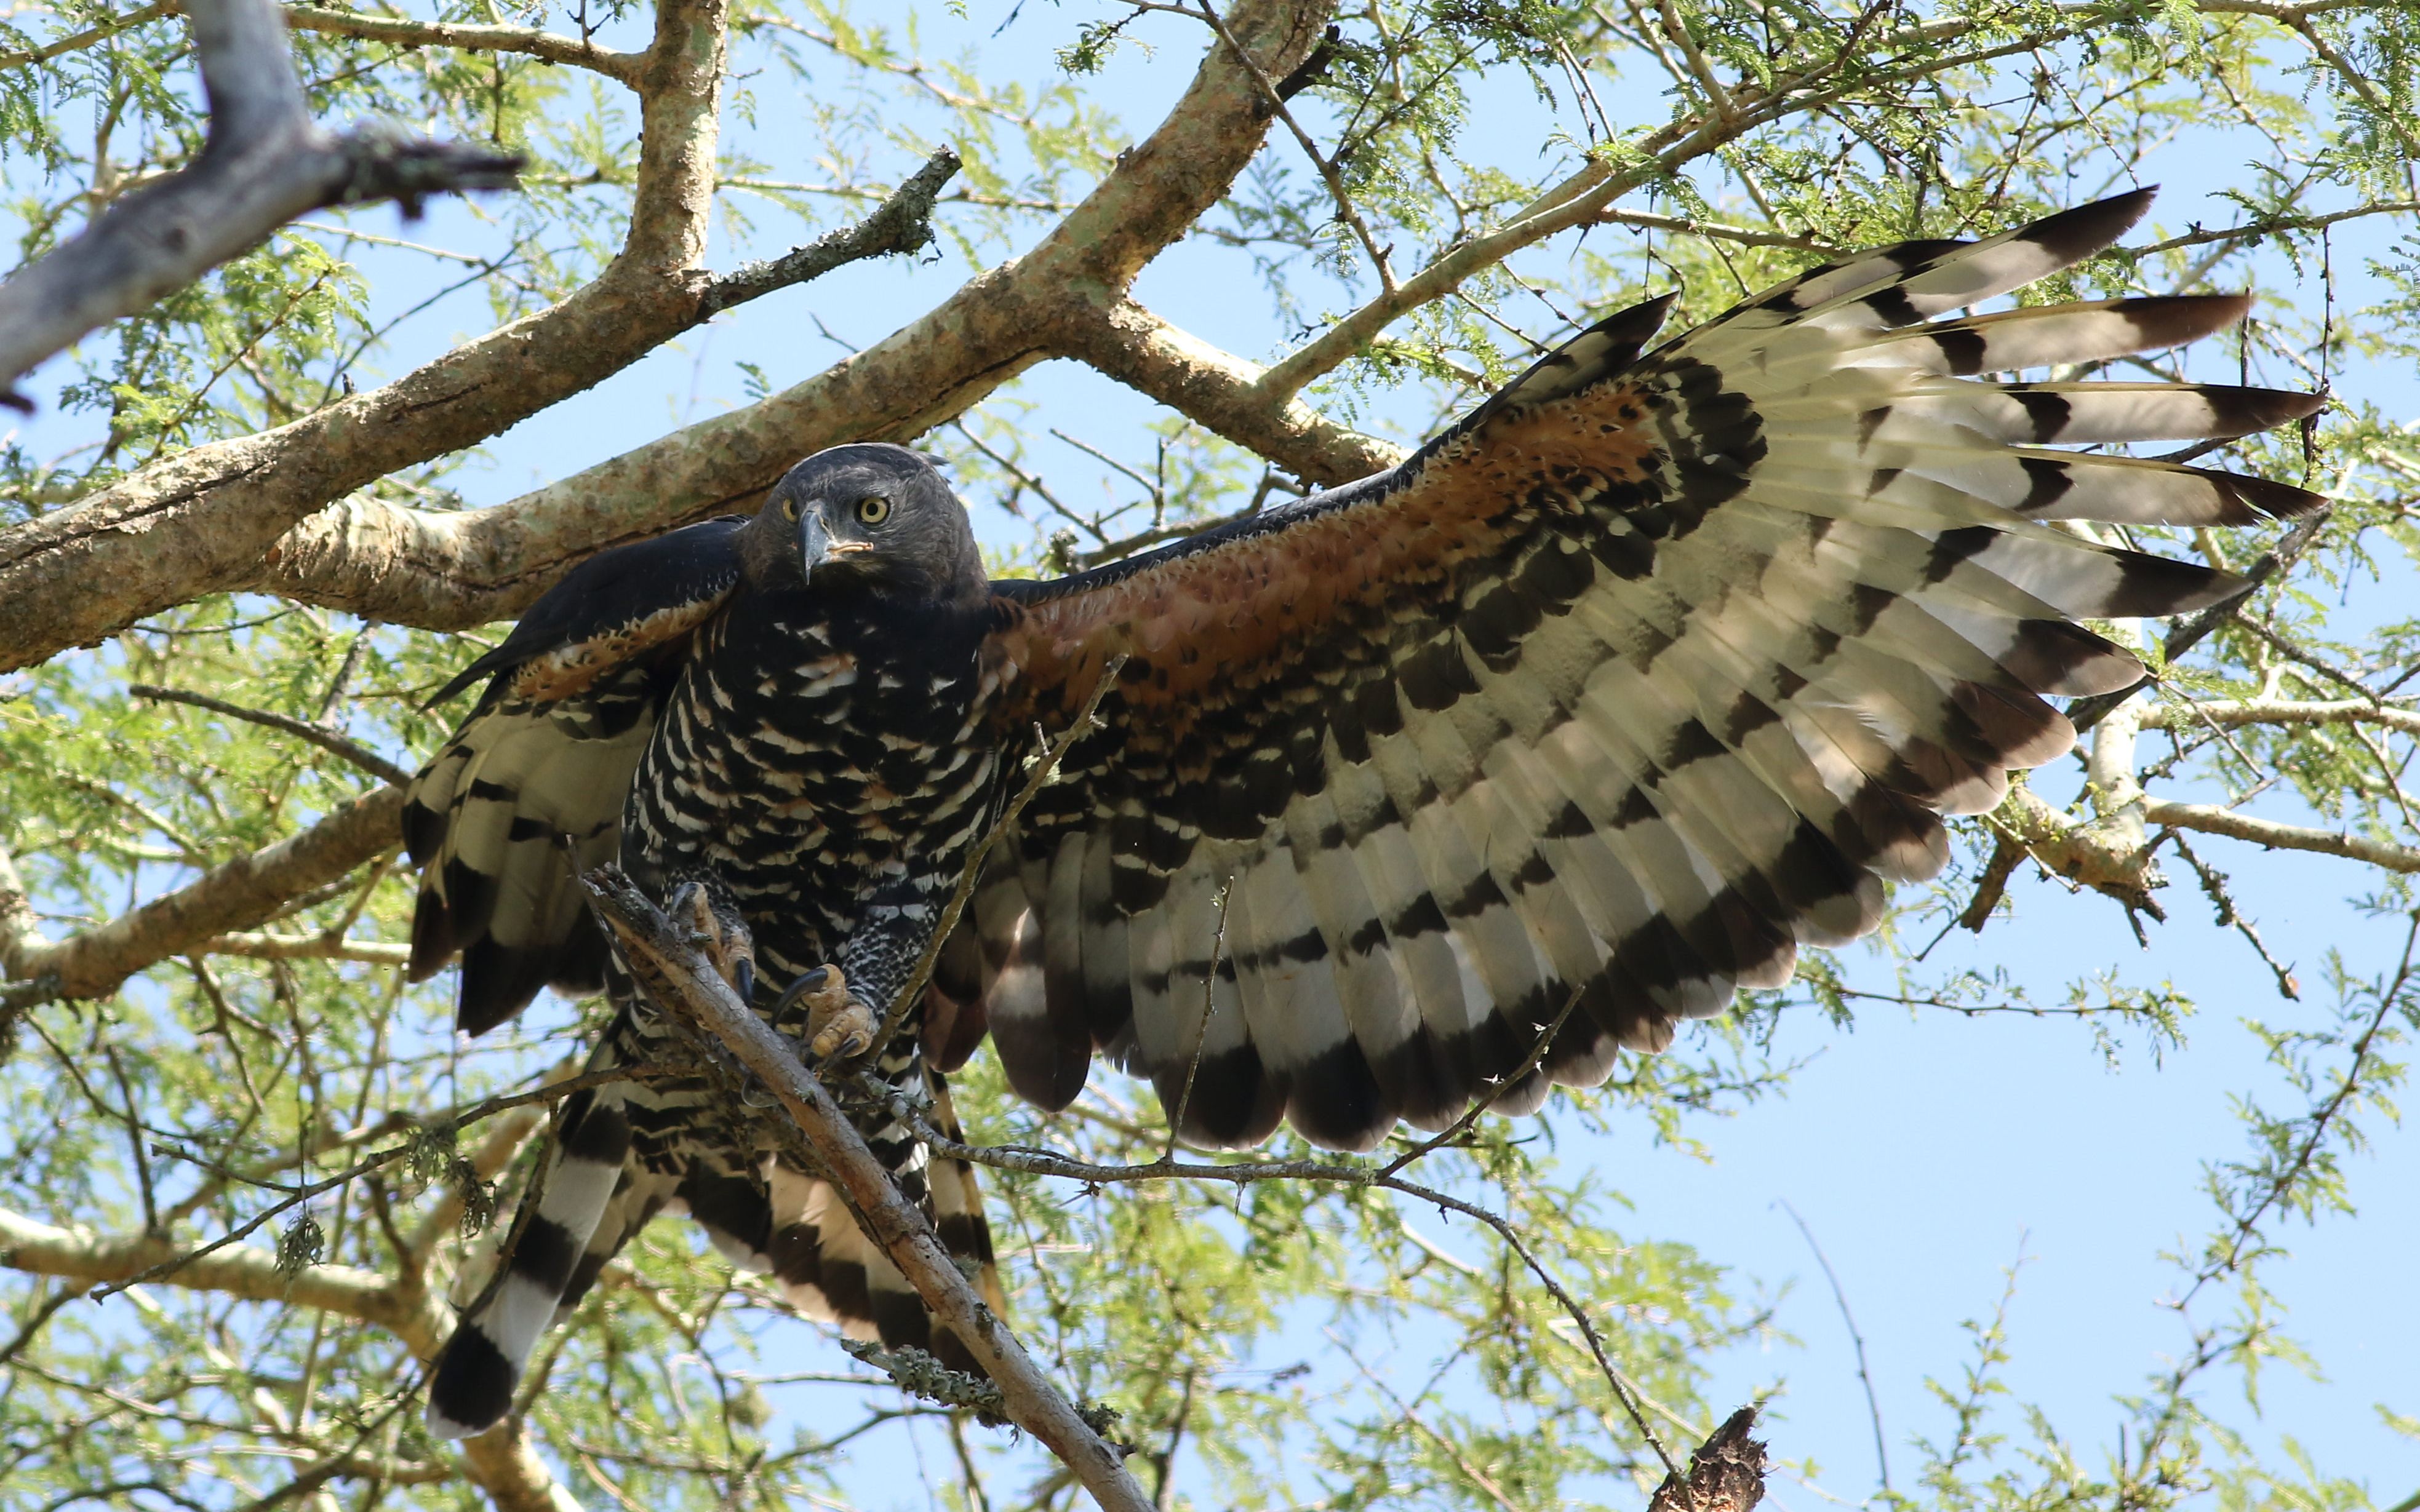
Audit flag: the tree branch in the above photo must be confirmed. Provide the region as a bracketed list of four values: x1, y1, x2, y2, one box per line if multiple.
[2141, 697, 2420, 740]
[1, 785, 405, 1003]
[129, 683, 412, 786]
[577, 863, 1154, 1512]
[2142, 800, 2420, 873]
[0, 1204, 581, 1512]
[2, 0, 1338, 666]
[0, 0, 522, 401]
[276, 1, 642, 83]
[196, 929, 410, 965]
[0, 0, 952, 671]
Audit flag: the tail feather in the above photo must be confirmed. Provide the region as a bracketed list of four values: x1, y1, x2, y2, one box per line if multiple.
[427, 1086, 631, 1439]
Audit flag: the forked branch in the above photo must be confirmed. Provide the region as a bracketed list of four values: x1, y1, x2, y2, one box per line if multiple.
[0, 0, 521, 401]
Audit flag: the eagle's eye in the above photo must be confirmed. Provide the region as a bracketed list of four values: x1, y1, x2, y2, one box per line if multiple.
[780, 497, 799, 522]
[855, 496, 892, 525]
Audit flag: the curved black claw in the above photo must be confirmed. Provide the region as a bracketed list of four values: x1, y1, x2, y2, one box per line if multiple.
[769, 967, 832, 1026]
[733, 957, 756, 1005]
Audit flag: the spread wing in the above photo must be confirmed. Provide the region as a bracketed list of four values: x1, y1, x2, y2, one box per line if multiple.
[973, 189, 2324, 1152]
[405, 518, 747, 1033]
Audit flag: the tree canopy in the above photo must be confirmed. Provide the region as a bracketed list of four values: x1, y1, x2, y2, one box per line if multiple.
[2, 0, 2418, 1508]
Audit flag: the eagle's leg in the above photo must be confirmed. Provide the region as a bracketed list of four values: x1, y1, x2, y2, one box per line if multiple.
[770, 965, 877, 1060]
[666, 874, 756, 1005]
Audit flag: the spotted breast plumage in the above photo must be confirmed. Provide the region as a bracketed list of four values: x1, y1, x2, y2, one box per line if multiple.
[404, 189, 2323, 1437]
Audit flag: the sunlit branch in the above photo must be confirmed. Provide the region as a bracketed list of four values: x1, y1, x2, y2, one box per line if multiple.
[275, 1, 642, 83]
[2142, 798, 2420, 873]
[0, 0, 521, 401]
[197, 929, 410, 964]
[2133, 199, 2420, 253]
[2141, 696, 2420, 740]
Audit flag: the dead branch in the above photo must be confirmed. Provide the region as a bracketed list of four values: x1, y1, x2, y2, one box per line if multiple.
[0, 0, 521, 401]
[577, 863, 1154, 1512]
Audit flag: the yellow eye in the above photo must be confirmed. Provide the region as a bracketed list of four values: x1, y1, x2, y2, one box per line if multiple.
[855, 495, 892, 525]
[780, 498, 799, 522]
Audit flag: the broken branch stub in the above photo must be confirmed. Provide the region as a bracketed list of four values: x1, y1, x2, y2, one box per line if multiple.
[1647, 1408, 1768, 1512]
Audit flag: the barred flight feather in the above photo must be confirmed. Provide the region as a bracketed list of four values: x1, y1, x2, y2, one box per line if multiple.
[985, 188, 2324, 1152]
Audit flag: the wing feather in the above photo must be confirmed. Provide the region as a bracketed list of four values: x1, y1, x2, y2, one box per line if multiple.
[978, 190, 2322, 1150]
[405, 517, 745, 1033]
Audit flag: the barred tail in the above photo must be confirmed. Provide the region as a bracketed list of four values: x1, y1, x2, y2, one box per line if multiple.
[425, 1085, 634, 1439]
[762, 1061, 1002, 1377]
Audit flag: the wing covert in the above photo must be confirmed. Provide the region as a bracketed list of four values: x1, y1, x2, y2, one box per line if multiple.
[406, 517, 746, 1033]
[974, 190, 2323, 1152]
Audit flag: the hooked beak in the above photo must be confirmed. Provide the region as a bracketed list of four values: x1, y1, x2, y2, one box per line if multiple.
[799, 509, 833, 576]
[797, 508, 871, 581]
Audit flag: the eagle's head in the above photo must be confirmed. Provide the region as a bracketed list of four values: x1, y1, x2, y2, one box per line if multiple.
[747, 443, 986, 608]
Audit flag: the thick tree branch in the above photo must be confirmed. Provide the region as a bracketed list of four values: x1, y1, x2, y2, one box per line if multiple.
[0, 0, 521, 400]
[2, 786, 405, 1003]
[0, 0, 956, 671]
[220, 0, 1335, 631]
[578, 864, 1154, 1512]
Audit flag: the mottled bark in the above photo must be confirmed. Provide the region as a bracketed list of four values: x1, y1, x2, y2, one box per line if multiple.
[0, 0, 519, 399]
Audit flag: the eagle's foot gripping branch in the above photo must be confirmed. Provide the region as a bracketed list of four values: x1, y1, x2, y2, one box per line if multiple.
[668, 877, 757, 1005]
[772, 965, 876, 1062]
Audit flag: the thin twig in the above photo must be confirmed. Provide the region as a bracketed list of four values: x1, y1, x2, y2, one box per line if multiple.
[882, 1094, 1683, 1479]
[84, 1065, 658, 1300]
[130, 684, 412, 787]
[1776, 1200, 1890, 1495]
